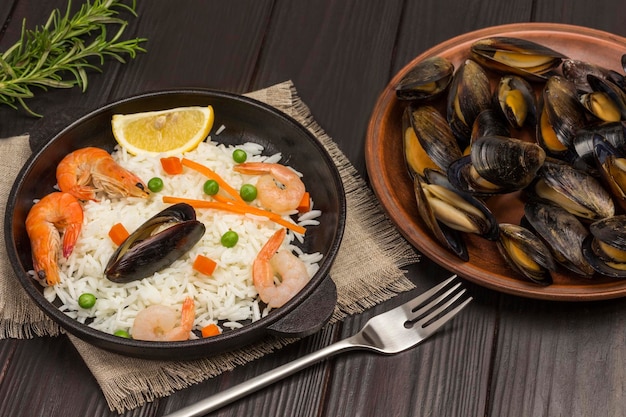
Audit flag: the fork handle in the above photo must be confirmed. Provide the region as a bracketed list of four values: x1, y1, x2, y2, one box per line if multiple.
[164, 339, 357, 417]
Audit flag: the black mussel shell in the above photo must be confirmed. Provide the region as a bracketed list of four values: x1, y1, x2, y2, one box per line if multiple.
[497, 223, 556, 285]
[424, 169, 499, 241]
[524, 200, 594, 277]
[594, 137, 626, 212]
[396, 56, 454, 102]
[586, 74, 626, 120]
[412, 173, 469, 261]
[471, 135, 546, 190]
[562, 59, 615, 93]
[446, 59, 492, 148]
[541, 76, 589, 150]
[534, 158, 614, 220]
[573, 122, 626, 167]
[471, 109, 510, 143]
[408, 104, 463, 172]
[470, 37, 566, 81]
[105, 203, 206, 283]
[582, 215, 626, 278]
[494, 75, 537, 129]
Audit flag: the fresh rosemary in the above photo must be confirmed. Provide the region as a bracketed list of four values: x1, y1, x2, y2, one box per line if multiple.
[0, 0, 147, 116]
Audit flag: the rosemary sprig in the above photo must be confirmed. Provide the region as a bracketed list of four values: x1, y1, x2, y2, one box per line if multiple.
[0, 0, 147, 116]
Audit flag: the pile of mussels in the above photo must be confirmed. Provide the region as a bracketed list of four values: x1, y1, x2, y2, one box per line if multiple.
[396, 36, 626, 285]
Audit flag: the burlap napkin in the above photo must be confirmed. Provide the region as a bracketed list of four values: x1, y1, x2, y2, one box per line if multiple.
[0, 81, 419, 412]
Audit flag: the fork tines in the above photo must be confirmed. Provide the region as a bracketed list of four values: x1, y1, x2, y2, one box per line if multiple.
[406, 275, 472, 330]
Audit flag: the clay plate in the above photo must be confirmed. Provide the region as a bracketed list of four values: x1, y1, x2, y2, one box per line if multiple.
[366, 23, 626, 301]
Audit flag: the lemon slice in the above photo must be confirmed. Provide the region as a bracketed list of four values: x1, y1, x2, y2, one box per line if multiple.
[111, 105, 214, 155]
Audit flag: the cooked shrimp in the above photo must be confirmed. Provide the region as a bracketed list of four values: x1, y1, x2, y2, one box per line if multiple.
[25, 192, 84, 285]
[131, 296, 195, 341]
[253, 228, 310, 308]
[234, 162, 305, 213]
[56, 147, 149, 201]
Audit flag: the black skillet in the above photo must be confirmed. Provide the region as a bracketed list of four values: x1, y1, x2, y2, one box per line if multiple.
[4, 89, 346, 360]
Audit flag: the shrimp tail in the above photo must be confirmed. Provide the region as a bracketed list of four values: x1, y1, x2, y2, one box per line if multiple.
[179, 296, 195, 332]
[30, 228, 62, 285]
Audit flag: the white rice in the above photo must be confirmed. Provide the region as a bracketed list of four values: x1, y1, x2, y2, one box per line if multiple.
[39, 139, 322, 337]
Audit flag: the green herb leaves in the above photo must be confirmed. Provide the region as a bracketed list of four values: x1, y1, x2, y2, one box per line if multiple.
[0, 0, 147, 116]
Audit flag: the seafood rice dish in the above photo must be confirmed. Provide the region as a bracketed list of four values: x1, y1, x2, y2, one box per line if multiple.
[27, 137, 322, 340]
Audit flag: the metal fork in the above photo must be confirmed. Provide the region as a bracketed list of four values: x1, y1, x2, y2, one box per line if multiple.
[164, 275, 471, 417]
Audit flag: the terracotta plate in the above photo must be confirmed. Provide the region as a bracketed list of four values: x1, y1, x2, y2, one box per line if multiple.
[365, 23, 626, 301]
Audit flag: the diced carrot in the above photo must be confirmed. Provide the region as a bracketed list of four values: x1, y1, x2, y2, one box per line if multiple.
[297, 191, 311, 213]
[193, 254, 217, 276]
[162, 196, 307, 235]
[201, 323, 221, 338]
[160, 156, 184, 175]
[108, 223, 129, 246]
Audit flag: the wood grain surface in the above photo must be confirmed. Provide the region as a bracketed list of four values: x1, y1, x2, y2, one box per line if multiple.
[1, 1, 625, 417]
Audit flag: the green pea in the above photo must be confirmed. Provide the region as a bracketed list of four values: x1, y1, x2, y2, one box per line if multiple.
[148, 177, 164, 192]
[232, 149, 247, 163]
[78, 293, 96, 309]
[203, 179, 219, 196]
[114, 329, 130, 338]
[239, 184, 257, 202]
[221, 230, 239, 248]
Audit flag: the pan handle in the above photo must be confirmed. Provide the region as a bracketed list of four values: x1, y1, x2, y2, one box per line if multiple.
[266, 277, 337, 338]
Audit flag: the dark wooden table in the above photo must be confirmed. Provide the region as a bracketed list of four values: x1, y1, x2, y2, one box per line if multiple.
[1, 1, 625, 416]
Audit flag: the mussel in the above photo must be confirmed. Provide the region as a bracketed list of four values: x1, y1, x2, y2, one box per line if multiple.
[396, 56, 455, 102]
[412, 173, 469, 261]
[523, 201, 594, 277]
[562, 58, 615, 92]
[572, 122, 626, 168]
[470, 135, 546, 190]
[581, 215, 626, 278]
[585, 74, 626, 121]
[105, 203, 206, 283]
[407, 104, 463, 173]
[447, 135, 545, 196]
[594, 137, 626, 212]
[537, 76, 589, 156]
[470, 37, 566, 81]
[532, 158, 615, 220]
[494, 75, 537, 129]
[496, 223, 556, 285]
[412, 169, 499, 261]
[446, 59, 492, 148]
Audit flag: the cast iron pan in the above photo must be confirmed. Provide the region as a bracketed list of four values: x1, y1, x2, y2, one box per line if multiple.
[5, 89, 346, 360]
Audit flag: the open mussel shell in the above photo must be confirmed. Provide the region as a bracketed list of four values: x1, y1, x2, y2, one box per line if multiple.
[447, 155, 508, 196]
[582, 215, 626, 278]
[497, 223, 556, 285]
[424, 169, 499, 241]
[446, 59, 492, 148]
[105, 203, 206, 283]
[572, 122, 626, 167]
[470, 37, 566, 81]
[562, 59, 615, 92]
[523, 201, 595, 278]
[407, 104, 463, 172]
[584, 74, 626, 121]
[593, 136, 626, 211]
[532, 158, 615, 220]
[470, 135, 546, 190]
[395, 56, 454, 102]
[412, 173, 469, 261]
[537, 76, 589, 154]
[494, 75, 537, 129]
[402, 107, 441, 179]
